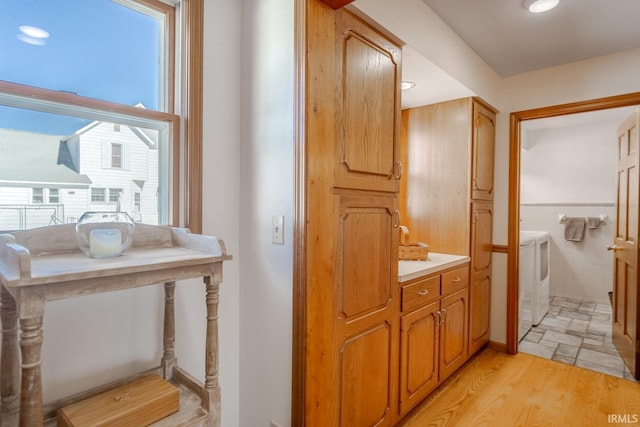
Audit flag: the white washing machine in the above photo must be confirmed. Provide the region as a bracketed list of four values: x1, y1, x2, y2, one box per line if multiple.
[523, 230, 550, 325]
[519, 232, 535, 341]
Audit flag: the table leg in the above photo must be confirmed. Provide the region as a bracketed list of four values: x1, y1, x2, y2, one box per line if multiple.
[204, 275, 220, 426]
[1, 287, 20, 426]
[18, 315, 43, 427]
[161, 281, 177, 379]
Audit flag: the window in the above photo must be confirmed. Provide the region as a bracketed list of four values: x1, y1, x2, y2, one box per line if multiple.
[109, 189, 123, 203]
[32, 188, 43, 204]
[134, 193, 141, 212]
[49, 188, 60, 204]
[0, 0, 204, 232]
[91, 188, 106, 203]
[111, 144, 123, 169]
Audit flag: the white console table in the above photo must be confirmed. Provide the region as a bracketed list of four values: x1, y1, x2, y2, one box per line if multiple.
[0, 223, 231, 426]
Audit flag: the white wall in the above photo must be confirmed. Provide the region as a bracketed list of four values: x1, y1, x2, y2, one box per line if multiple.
[239, 1, 295, 426]
[202, 1, 242, 426]
[520, 121, 617, 204]
[519, 121, 618, 303]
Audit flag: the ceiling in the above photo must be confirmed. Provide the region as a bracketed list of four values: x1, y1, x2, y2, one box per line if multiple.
[386, 0, 640, 125]
[421, 0, 640, 77]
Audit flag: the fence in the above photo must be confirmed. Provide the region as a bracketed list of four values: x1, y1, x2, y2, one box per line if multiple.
[0, 204, 69, 231]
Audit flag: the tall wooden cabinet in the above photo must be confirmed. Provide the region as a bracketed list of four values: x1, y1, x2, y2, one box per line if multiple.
[302, 2, 402, 426]
[400, 97, 496, 357]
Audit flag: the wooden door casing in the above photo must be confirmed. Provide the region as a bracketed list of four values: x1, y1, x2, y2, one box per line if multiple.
[613, 109, 640, 379]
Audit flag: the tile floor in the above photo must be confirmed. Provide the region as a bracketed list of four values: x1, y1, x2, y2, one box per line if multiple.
[519, 296, 639, 382]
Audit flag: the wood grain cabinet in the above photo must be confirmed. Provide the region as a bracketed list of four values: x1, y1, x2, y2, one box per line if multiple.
[400, 97, 496, 359]
[303, 3, 403, 426]
[399, 265, 469, 417]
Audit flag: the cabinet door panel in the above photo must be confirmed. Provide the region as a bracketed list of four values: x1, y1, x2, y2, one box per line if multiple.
[470, 273, 491, 354]
[399, 301, 439, 416]
[472, 101, 495, 201]
[341, 323, 393, 427]
[470, 202, 492, 354]
[439, 288, 469, 381]
[337, 192, 396, 321]
[336, 9, 401, 192]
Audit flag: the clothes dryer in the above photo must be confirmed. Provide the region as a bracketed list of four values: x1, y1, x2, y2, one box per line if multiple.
[522, 230, 551, 325]
[519, 232, 536, 341]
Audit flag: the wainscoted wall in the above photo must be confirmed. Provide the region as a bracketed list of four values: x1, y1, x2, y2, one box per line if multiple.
[520, 204, 615, 304]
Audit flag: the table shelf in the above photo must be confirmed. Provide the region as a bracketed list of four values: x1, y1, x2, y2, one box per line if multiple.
[0, 223, 231, 427]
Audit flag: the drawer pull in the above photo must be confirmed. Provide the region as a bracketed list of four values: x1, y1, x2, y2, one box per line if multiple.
[441, 308, 447, 323]
[451, 277, 462, 283]
[418, 289, 429, 296]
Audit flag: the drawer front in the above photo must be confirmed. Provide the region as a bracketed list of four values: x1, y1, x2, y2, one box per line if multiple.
[441, 265, 469, 296]
[402, 275, 440, 312]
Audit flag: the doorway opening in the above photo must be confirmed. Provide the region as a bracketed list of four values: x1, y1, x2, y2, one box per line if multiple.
[506, 92, 640, 380]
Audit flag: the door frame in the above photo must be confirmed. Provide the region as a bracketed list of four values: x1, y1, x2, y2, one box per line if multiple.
[506, 92, 640, 354]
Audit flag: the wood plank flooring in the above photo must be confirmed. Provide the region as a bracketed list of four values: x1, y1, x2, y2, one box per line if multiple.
[398, 348, 640, 427]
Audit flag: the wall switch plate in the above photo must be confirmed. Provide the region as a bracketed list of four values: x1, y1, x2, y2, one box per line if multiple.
[272, 215, 284, 244]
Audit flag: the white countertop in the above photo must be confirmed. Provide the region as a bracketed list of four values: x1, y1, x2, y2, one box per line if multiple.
[398, 252, 470, 283]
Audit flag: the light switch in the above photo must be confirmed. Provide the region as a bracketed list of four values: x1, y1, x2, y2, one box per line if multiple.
[272, 215, 284, 244]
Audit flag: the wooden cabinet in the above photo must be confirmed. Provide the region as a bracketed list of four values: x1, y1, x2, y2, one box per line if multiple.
[399, 265, 469, 417]
[334, 9, 402, 193]
[469, 202, 493, 353]
[399, 97, 496, 359]
[302, 2, 403, 426]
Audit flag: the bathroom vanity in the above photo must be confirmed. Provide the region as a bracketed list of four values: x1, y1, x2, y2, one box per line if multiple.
[398, 254, 471, 416]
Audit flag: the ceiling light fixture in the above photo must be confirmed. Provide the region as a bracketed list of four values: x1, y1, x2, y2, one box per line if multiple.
[401, 81, 416, 90]
[17, 25, 50, 45]
[524, 0, 559, 13]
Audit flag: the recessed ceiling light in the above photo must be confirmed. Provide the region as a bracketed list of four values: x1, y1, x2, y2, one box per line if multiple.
[524, 0, 559, 13]
[19, 25, 49, 39]
[401, 81, 416, 90]
[17, 25, 49, 45]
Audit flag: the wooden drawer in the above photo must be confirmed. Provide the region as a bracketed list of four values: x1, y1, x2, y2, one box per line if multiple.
[441, 265, 469, 296]
[401, 275, 440, 312]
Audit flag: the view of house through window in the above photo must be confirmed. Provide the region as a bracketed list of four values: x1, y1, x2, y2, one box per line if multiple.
[0, 0, 177, 231]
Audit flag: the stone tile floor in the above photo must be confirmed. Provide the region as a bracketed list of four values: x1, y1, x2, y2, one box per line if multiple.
[519, 296, 639, 382]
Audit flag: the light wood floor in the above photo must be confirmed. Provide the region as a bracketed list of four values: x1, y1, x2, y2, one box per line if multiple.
[398, 348, 640, 427]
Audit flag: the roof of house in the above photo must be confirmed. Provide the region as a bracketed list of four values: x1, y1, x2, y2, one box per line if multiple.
[0, 129, 92, 186]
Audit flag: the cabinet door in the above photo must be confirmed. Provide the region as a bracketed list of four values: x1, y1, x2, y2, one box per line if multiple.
[335, 9, 402, 193]
[439, 287, 469, 381]
[471, 101, 495, 201]
[399, 300, 440, 416]
[335, 190, 399, 427]
[469, 202, 493, 354]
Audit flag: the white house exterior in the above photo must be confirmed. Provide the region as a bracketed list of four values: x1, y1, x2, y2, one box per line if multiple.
[0, 120, 159, 231]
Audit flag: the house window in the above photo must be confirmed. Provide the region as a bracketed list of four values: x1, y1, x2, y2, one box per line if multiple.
[109, 188, 123, 203]
[134, 193, 141, 212]
[32, 188, 43, 204]
[0, 0, 204, 231]
[111, 144, 123, 169]
[49, 188, 59, 204]
[91, 188, 106, 203]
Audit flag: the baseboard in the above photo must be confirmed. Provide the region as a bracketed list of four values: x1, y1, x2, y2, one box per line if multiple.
[487, 341, 508, 353]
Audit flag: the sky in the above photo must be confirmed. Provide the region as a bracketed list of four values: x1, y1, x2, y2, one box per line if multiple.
[0, 0, 160, 135]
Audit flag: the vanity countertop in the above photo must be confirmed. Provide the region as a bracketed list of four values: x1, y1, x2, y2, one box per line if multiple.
[398, 252, 470, 283]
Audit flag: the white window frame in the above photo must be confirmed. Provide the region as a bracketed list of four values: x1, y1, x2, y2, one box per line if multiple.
[48, 188, 60, 204]
[32, 188, 44, 204]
